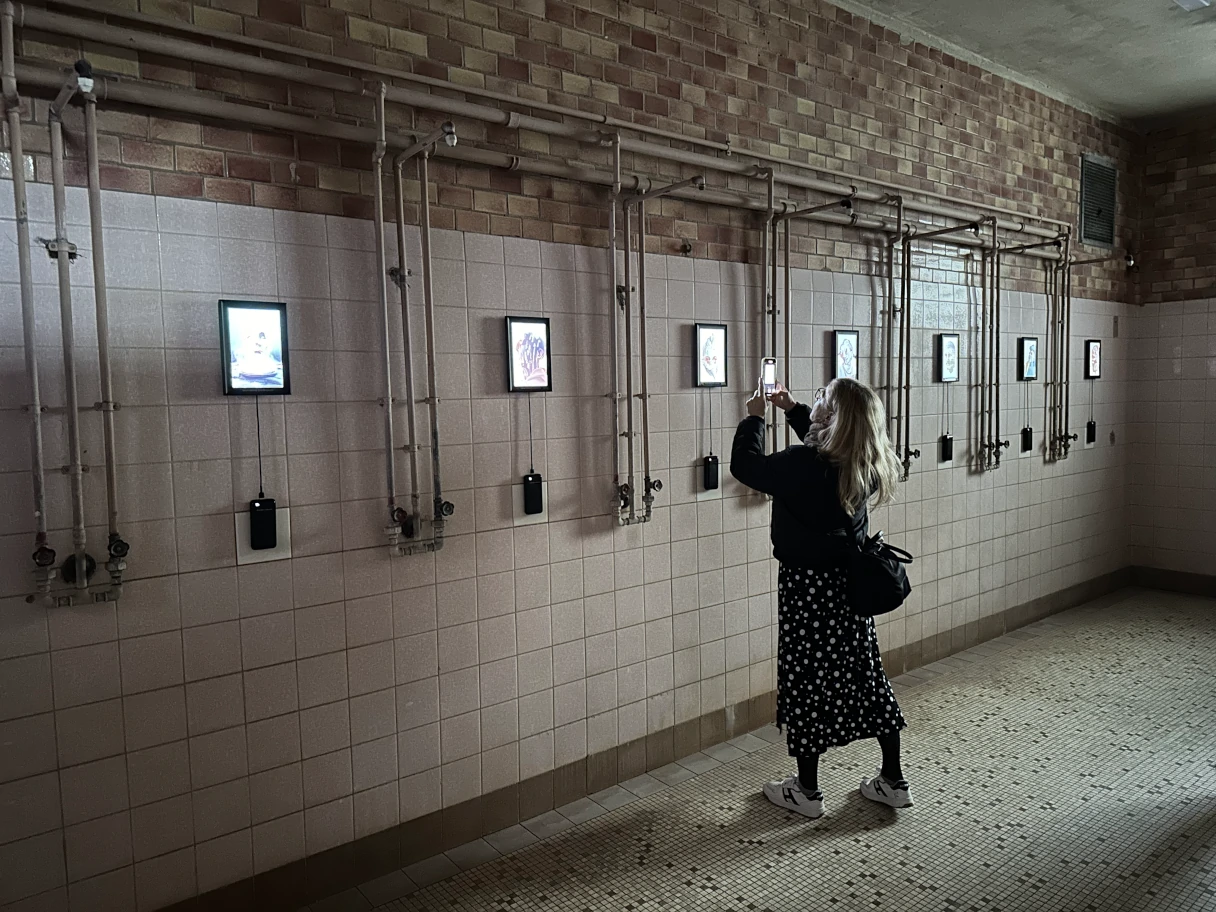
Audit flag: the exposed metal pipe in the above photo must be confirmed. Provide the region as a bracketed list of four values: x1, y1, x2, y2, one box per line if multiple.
[83, 73, 128, 598]
[609, 134, 624, 521]
[414, 150, 451, 550]
[783, 218, 792, 448]
[49, 69, 88, 588]
[370, 82, 402, 549]
[992, 219, 1008, 469]
[622, 202, 636, 523]
[775, 196, 853, 222]
[394, 122, 456, 166]
[18, 0, 733, 153]
[769, 214, 779, 453]
[760, 172, 773, 429]
[899, 236, 917, 479]
[22, 0, 1070, 235]
[12, 61, 1072, 262]
[1062, 230, 1075, 458]
[633, 174, 705, 202]
[3, 3, 54, 596]
[636, 196, 657, 521]
[391, 160, 421, 530]
[885, 198, 903, 442]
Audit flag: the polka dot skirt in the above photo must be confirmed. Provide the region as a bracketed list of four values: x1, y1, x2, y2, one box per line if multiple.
[776, 563, 906, 757]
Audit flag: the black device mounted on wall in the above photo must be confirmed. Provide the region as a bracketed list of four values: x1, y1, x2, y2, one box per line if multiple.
[703, 454, 719, 490]
[249, 498, 277, 550]
[1021, 426, 1033, 454]
[1086, 420, 1097, 445]
[940, 434, 953, 463]
[523, 473, 544, 515]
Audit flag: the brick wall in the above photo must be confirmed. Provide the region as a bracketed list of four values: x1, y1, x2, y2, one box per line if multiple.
[7, 0, 1139, 299]
[1139, 116, 1216, 305]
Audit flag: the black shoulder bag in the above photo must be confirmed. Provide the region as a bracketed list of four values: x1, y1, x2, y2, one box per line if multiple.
[821, 528, 914, 617]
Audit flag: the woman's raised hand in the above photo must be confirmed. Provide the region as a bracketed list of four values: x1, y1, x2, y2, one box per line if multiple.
[769, 384, 795, 412]
[746, 386, 768, 417]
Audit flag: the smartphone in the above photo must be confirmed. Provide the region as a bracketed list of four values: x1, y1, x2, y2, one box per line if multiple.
[761, 358, 777, 396]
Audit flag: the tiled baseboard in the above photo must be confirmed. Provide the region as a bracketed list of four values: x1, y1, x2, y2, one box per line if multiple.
[1129, 566, 1216, 598]
[165, 566, 1136, 912]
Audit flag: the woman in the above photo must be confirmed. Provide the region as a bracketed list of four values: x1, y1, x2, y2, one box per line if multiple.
[730, 377, 910, 819]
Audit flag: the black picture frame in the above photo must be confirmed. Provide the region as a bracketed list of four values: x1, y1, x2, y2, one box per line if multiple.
[1084, 339, 1102, 379]
[693, 322, 728, 388]
[506, 316, 553, 392]
[833, 330, 859, 380]
[937, 333, 960, 383]
[1018, 337, 1039, 381]
[219, 300, 291, 396]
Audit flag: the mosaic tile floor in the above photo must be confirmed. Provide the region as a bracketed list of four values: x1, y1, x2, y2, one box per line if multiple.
[306, 589, 1216, 912]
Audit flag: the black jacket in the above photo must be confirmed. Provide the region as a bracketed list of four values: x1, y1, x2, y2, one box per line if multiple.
[730, 404, 869, 567]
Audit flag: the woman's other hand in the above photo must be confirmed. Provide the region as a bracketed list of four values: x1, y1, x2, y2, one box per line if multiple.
[769, 384, 795, 412]
[746, 387, 767, 417]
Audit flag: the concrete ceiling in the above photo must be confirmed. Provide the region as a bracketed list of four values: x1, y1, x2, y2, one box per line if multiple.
[830, 0, 1216, 124]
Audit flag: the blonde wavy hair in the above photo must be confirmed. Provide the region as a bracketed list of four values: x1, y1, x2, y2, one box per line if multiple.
[815, 378, 900, 515]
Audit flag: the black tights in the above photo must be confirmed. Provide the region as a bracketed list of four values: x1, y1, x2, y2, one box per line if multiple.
[796, 731, 904, 794]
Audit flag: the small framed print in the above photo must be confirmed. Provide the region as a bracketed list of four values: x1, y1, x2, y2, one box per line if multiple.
[1018, 337, 1039, 381]
[219, 300, 290, 395]
[834, 330, 859, 380]
[937, 333, 960, 383]
[694, 322, 728, 387]
[506, 316, 552, 392]
[1084, 339, 1102, 379]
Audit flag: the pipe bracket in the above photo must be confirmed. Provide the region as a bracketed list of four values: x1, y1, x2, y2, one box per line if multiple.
[40, 237, 77, 260]
[93, 400, 119, 412]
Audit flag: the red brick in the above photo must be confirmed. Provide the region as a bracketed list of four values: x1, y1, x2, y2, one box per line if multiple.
[259, 0, 302, 25]
[204, 177, 253, 204]
[175, 147, 226, 176]
[99, 164, 152, 194]
[251, 132, 296, 158]
[202, 125, 250, 152]
[121, 139, 175, 170]
[152, 172, 204, 198]
[226, 154, 275, 182]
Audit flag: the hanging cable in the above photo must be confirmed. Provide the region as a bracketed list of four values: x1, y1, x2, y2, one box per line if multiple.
[255, 394, 264, 499]
[527, 394, 535, 475]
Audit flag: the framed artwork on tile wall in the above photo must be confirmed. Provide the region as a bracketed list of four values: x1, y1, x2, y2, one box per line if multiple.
[937, 333, 960, 383]
[834, 330, 859, 380]
[694, 323, 728, 387]
[219, 300, 291, 395]
[1018, 337, 1039, 381]
[1084, 339, 1102, 379]
[506, 316, 552, 392]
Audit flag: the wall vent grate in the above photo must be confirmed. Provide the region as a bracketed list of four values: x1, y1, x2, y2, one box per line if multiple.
[1080, 154, 1117, 248]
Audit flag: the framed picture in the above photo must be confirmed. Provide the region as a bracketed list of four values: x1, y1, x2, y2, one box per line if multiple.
[1084, 339, 1102, 379]
[834, 330, 859, 380]
[694, 323, 728, 387]
[219, 300, 290, 395]
[506, 316, 553, 392]
[1018, 337, 1039, 381]
[937, 333, 960, 383]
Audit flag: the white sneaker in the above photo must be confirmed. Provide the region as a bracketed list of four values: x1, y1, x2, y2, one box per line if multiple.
[763, 775, 824, 819]
[860, 769, 913, 808]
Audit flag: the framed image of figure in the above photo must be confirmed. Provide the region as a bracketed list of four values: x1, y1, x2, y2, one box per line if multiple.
[219, 300, 291, 395]
[1084, 339, 1102, 379]
[506, 316, 553, 392]
[937, 333, 960, 383]
[834, 330, 859, 380]
[1018, 337, 1039, 381]
[694, 323, 728, 387]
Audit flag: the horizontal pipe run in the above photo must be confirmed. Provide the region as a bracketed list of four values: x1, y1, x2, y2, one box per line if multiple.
[1003, 238, 1064, 256]
[631, 175, 705, 202]
[11, 63, 1069, 264]
[910, 221, 983, 243]
[393, 122, 456, 166]
[775, 197, 853, 222]
[16, 3, 1064, 239]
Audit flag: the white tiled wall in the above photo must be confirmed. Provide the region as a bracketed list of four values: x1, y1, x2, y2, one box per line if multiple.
[0, 179, 1134, 910]
[1127, 298, 1216, 573]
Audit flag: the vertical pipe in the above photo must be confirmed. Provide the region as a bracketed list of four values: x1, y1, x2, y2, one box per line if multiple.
[903, 238, 913, 473]
[637, 197, 653, 518]
[622, 202, 636, 522]
[994, 249, 1003, 468]
[393, 161, 421, 520]
[783, 218, 791, 448]
[418, 152, 445, 524]
[608, 136, 622, 518]
[769, 217, 779, 454]
[4, 69, 51, 590]
[886, 198, 902, 441]
[981, 249, 992, 469]
[85, 92, 127, 594]
[896, 239, 909, 460]
[760, 171, 773, 385]
[1062, 232, 1074, 456]
[371, 85, 399, 535]
[50, 109, 87, 587]
[1048, 258, 1060, 459]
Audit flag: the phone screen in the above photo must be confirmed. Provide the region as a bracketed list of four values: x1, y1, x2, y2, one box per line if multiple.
[761, 359, 776, 393]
